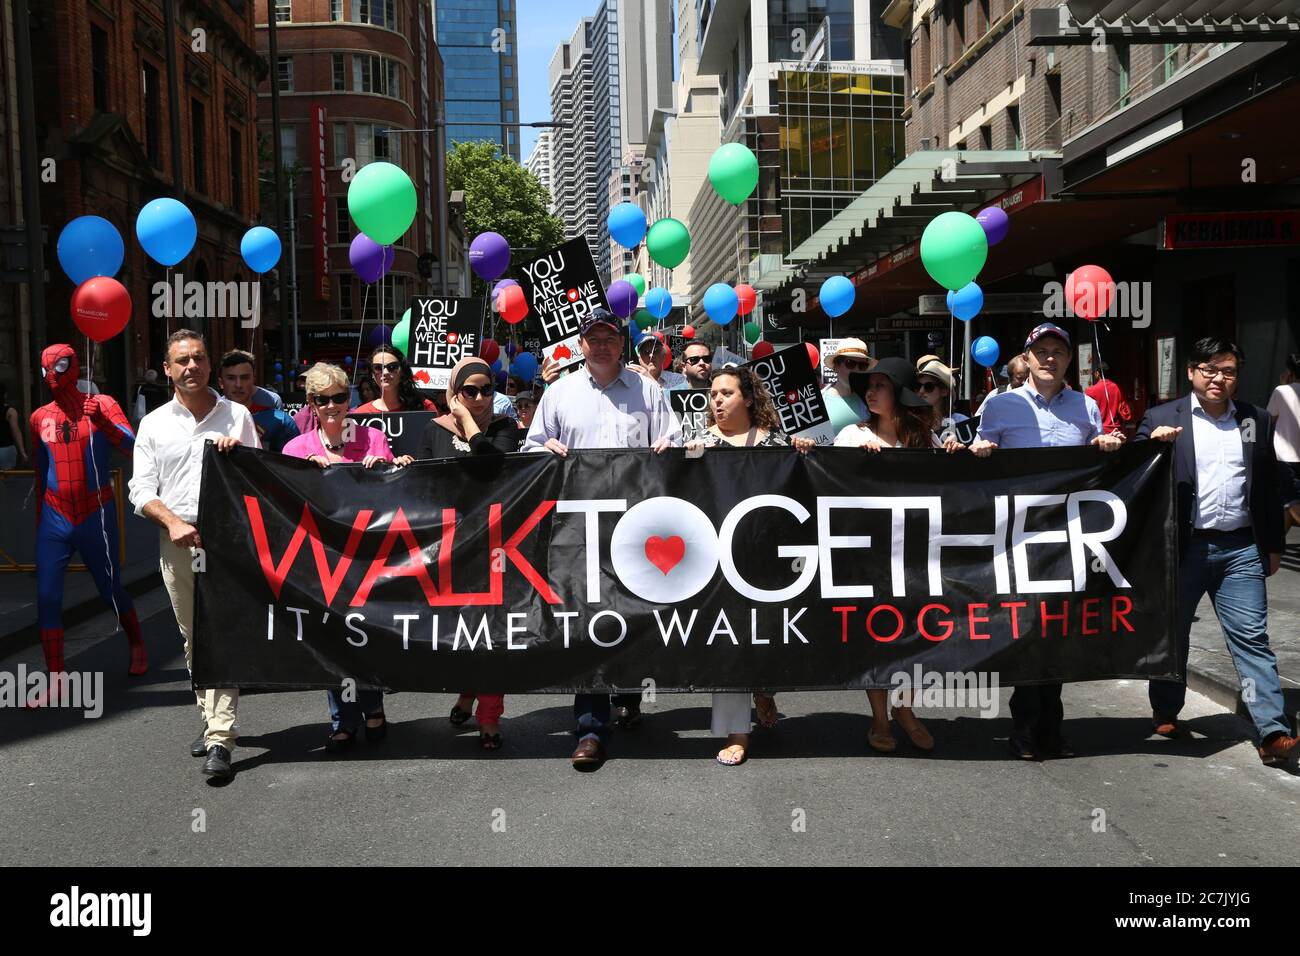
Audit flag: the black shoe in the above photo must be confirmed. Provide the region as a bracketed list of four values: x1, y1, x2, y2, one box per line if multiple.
[612, 705, 642, 730]
[202, 745, 233, 780]
[1008, 733, 1040, 761]
[364, 713, 388, 743]
[1039, 736, 1076, 759]
[325, 729, 356, 754]
[190, 726, 209, 758]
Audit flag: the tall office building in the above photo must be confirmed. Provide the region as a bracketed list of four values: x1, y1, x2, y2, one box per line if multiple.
[549, 20, 599, 262]
[434, 0, 521, 160]
[525, 130, 553, 209]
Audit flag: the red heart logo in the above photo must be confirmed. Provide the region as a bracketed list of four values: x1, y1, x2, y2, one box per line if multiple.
[553, 344, 572, 360]
[786, 391, 798, 404]
[448, 332, 459, 344]
[644, 535, 685, 575]
[567, 289, 579, 302]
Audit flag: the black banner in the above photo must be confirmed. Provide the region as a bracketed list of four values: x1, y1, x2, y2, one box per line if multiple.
[346, 411, 438, 459]
[747, 344, 835, 444]
[670, 389, 710, 441]
[194, 443, 1178, 693]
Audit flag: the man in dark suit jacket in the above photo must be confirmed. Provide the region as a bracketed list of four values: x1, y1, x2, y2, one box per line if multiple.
[1136, 336, 1296, 767]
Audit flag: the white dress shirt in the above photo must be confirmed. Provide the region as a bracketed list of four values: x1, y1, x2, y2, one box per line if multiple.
[129, 389, 260, 524]
[1189, 392, 1250, 531]
[523, 365, 682, 451]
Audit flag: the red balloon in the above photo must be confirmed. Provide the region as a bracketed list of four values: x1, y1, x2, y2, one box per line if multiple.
[480, 338, 501, 365]
[682, 325, 696, 340]
[751, 340, 775, 360]
[735, 284, 757, 316]
[498, 285, 528, 325]
[1065, 265, 1114, 321]
[70, 276, 131, 343]
[805, 342, 820, 370]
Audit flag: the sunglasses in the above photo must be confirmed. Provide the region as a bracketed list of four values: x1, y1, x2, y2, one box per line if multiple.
[838, 358, 870, 371]
[311, 392, 351, 407]
[458, 384, 494, 400]
[917, 382, 942, 393]
[372, 361, 402, 374]
[684, 355, 710, 365]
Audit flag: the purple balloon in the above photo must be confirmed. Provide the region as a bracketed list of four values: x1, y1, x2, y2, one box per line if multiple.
[365, 324, 395, 348]
[606, 280, 639, 319]
[350, 234, 395, 284]
[976, 206, 1010, 246]
[470, 232, 511, 282]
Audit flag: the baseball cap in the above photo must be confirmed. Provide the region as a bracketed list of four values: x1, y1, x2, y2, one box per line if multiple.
[578, 308, 623, 337]
[1024, 322, 1072, 351]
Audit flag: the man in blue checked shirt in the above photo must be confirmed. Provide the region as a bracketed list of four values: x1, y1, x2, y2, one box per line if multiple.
[970, 322, 1124, 761]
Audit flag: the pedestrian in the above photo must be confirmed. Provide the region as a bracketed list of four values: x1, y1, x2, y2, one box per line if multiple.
[1267, 352, 1300, 532]
[522, 308, 682, 769]
[353, 347, 436, 413]
[128, 330, 260, 781]
[679, 341, 713, 391]
[820, 338, 873, 433]
[218, 350, 300, 453]
[282, 362, 413, 753]
[969, 323, 1124, 761]
[629, 331, 687, 390]
[976, 355, 1029, 414]
[1136, 337, 1297, 768]
[916, 358, 967, 438]
[419, 356, 525, 750]
[1085, 361, 1132, 435]
[833, 356, 960, 753]
[684, 365, 814, 766]
[513, 389, 538, 429]
[0, 381, 27, 469]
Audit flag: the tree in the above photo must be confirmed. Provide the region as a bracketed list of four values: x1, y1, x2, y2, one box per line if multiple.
[446, 140, 565, 259]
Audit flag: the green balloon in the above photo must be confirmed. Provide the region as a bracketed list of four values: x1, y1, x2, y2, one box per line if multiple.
[392, 308, 412, 357]
[646, 218, 691, 270]
[635, 309, 655, 331]
[625, 273, 646, 296]
[743, 321, 761, 345]
[708, 143, 759, 205]
[919, 211, 988, 292]
[347, 162, 416, 246]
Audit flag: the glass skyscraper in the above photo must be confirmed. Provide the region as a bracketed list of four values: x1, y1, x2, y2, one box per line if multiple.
[434, 0, 521, 160]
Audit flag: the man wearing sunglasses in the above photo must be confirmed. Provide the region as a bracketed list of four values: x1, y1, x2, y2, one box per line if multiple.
[679, 341, 713, 390]
[523, 308, 682, 770]
[822, 338, 874, 433]
[1136, 336, 1296, 768]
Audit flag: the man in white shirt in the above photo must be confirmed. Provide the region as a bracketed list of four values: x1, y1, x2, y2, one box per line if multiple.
[1267, 352, 1300, 531]
[524, 309, 682, 769]
[129, 330, 259, 781]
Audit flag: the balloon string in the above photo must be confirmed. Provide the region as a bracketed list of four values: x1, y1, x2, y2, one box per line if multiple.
[85, 336, 122, 633]
[164, 266, 172, 342]
[1092, 321, 1114, 434]
[948, 312, 956, 425]
[353, 283, 372, 383]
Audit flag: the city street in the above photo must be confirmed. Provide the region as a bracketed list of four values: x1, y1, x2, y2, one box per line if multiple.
[2, 586, 1297, 867]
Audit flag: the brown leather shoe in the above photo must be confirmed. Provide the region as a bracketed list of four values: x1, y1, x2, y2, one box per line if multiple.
[1258, 733, 1299, 766]
[570, 737, 605, 768]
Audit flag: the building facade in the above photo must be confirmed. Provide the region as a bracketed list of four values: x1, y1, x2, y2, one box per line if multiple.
[548, 20, 599, 266]
[256, 0, 450, 370]
[433, 0, 520, 161]
[525, 129, 553, 209]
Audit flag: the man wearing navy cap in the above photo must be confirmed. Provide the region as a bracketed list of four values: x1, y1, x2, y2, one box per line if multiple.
[971, 322, 1124, 760]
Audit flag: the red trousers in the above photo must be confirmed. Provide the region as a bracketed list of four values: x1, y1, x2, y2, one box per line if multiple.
[462, 693, 504, 724]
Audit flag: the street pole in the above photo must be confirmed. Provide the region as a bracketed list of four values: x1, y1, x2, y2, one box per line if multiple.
[12, 0, 46, 409]
[266, 1, 289, 350]
[289, 175, 299, 370]
[435, 101, 449, 296]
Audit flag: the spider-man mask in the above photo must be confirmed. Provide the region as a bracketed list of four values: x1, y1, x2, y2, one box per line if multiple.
[41, 344, 80, 397]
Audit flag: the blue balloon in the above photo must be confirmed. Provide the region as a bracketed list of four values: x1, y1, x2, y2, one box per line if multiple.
[240, 226, 282, 274]
[703, 283, 739, 325]
[630, 325, 646, 348]
[972, 335, 1000, 368]
[819, 275, 855, 318]
[644, 287, 672, 320]
[136, 198, 197, 266]
[946, 281, 983, 322]
[57, 216, 124, 285]
[512, 352, 539, 382]
[343, 355, 354, 366]
[274, 361, 283, 371]
[608, 202, 648, 248]
[274, 373, 284, 383]
[491, 359, 502, 374]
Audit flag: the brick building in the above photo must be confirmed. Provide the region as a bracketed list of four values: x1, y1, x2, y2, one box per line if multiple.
[26, 0, 266, 405]
[256, 0, 452, 372]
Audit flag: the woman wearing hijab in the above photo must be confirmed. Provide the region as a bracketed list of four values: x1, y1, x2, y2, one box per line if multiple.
[282, 362, 414, 753]
[354, 346, 436, 413]
[419, 357, 525, 749]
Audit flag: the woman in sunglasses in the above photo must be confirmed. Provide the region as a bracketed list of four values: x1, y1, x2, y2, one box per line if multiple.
[821, 338, 875, 433]
[916, 358, 968, 440]
[419, 356, 525, 750]
[282, 363, 414, 753]
[684, 365, 814, 766]
[354, 346, 436, 413]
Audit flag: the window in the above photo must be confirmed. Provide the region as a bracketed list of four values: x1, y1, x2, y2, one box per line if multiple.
[1044, 72, 1062, 147]
[505, 109, 514, 122]
[229, 127, 243, 213]
[976, 0, 990, 35]
[353, 0, 393, 27]
[277, 55, 294, 92]
[331, 0, 344, 21]
[91, 25, 109, 111]
[504, 64, 513, 78]
[339, 276, 353, 322]
[354, 54, 398, 96]
[1162, 43, 1181, 83]
[275, 0, 292, 22]
[387, 59, 399, 99]
[280, 125, 298, 164]
[504, 87, 513, 101]
[142, 62, 161, 167]
[332, 53, 346, 91]
[355, 124, 391, 165]
[950, 0, 966, 59]
[333, 123, 348, 163]
[1117, 43, 1131, 107]
[1007, 105, 1022, 149]
[979, 123, 991, 150]
[335, 196, 351, 242]
[191, 99, 207, 193]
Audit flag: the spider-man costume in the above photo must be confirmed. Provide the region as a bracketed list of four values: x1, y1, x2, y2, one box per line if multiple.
[30, 344, 147, 678]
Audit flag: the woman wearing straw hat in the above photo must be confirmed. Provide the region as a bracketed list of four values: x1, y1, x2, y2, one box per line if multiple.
[821, 338, 874, 433]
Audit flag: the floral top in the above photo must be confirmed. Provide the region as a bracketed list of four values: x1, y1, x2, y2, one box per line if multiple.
[699, 427, 791, 448]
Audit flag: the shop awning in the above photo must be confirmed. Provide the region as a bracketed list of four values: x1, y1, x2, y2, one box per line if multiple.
[1028, 1, 1300, 44]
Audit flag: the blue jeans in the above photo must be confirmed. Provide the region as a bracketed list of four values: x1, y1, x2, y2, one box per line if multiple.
[327, 688, 385, 734]
[573, 693, 641, 744]
[1150, 533, 1289, 742]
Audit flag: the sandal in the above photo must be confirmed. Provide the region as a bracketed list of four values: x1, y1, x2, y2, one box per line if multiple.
[449, 704, 473, 726]
[364, 712, 388, 743]
[716, 743, 747, 766]
[891, 707, 934, 751]
[480, 731, 503, 751]
[754, 693, 779, 729]
[867, 725, 897, 753]
[325, 729, 355, 754]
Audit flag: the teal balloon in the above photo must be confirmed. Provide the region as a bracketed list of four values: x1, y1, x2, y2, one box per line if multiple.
[392, 308, 412, 357]
[646, 218, 691, 269]
[920, 211, 988, 292]
[946, 281, 983, 322]
[708, 143, 759, 205]
[625, 273, 646, 296]
[347, 162, 416, 246]
[703, 283, 739, 326]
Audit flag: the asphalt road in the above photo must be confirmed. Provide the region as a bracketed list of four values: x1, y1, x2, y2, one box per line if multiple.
[2, 589, 1298, 867]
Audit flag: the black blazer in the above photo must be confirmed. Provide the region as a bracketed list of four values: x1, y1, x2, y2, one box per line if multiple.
[1135, 395, 1284, 563]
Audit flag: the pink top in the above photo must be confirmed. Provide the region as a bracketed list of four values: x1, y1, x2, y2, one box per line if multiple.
[282, 424, 394, 463]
